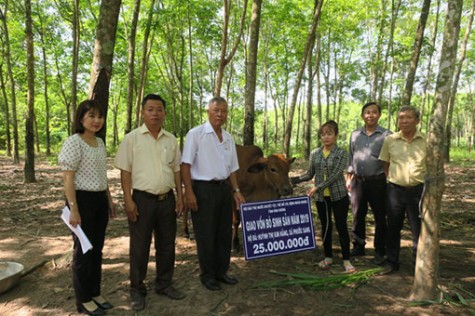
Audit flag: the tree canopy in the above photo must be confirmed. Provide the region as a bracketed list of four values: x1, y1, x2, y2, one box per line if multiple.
[0, 0, 474, 157]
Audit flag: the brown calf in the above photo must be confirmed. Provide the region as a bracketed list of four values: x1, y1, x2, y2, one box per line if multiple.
[181, 144, 295, 253]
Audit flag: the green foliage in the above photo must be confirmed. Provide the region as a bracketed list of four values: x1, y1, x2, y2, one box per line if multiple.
[0, 0, 474, 160]
[252, 268, 383, 291]
[449, 147, 474, 168]
[409, 283, 475, 311]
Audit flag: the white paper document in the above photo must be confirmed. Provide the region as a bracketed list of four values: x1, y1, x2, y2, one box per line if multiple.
[61, 206, 93, 254]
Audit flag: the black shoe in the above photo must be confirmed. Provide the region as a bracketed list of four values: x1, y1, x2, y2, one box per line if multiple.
[350, 247, 365, 257]
[203, 279, 221, 291]
[77, 303, 105, 315]
[371, 254, 386, 266]
[138, 282, 147, 296]
[92, 297, 113, 310]
[379, 263, 399, 275]
[130, 289, 145, 311]
[216, 274, 238, 285]
[156, 286, 186, 300]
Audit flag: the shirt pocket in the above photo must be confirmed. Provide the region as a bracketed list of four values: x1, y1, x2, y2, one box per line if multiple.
[162, 145, 176, 167]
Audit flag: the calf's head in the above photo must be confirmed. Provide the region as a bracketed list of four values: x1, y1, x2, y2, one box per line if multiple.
[247, 154, 295, 197]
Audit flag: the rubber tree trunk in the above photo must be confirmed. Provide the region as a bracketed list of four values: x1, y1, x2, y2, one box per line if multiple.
[410, 0, 463, 301]
[88, 0, 122, 142]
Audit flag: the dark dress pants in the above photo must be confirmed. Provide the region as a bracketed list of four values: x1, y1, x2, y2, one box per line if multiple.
[316, 196, 351, 260]
[71, 190, 109, 304]
[386, 182, 424, 269]
[191, 181, 232, 284]
[129, 190, 176, 292]
[350, 177, 387, 256]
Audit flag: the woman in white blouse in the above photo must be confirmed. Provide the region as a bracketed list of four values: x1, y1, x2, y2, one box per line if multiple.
[58, 100, 115, 315]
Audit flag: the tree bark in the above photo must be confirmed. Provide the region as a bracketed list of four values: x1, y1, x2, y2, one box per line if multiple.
[410, 0, 463, 301]
[420, 0, 441, 132]
[40, 34, 51, 156]
[224, 62, 235, 134]
[304, 34, 317, 159]
[1, 1, 20, 163]
[187, 1, 194, 132]
[283, 0, 324, 157]
[387, 50, 396, 130]
[262, 60, 269, 149]
[378, 0, 401, 105]
[444, 0, 475, 162]
[214, 0, 248, 97]
[370, 0, 388, 101]
[71, 0, 80, 134]
[125, 0, 141, 134]
[111, 93, 120, 146]
[88, 0, 122, 141]
[402, 0, 431, 105]
[315, 34, 322, 134]
[243, 0, 262, 146]
[0, 62, 12, 156]
[134, 0, 156, 128]
[36, 6, 51, 156]
[322, 32, 331, 122]
[34, 112, 40, 153]
[24, 0, 36, 183]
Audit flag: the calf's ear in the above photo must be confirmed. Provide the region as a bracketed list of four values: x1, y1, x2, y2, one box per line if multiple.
[288, 157, 296, 164]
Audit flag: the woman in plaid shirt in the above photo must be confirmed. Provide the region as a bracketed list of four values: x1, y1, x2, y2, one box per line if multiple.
[292, 120, 355, 273]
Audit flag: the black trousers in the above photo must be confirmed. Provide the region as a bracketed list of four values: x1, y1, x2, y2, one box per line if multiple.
[191, 181, 232, 284]
[385, 182, 423, 269]
[316, 196, 351, 260]
[350, 176, 387, 256]
[71, 190, 109, 304]
[129, 190, 176, 292]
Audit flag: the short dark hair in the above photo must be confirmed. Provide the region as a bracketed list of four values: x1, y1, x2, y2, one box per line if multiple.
[74, 100, 105, 134]
[361, 102, 381, 115]
[318, 120, 339, 137]
[399, 105, 420, 119]
[142, 94, 166, 109]
[208, 96, 227, 108]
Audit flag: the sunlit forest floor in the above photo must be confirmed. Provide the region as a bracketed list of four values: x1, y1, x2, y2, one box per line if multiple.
[0, 156, 474, 315]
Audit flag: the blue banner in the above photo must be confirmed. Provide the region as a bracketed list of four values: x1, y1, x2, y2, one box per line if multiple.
[240, 196, 316, 260]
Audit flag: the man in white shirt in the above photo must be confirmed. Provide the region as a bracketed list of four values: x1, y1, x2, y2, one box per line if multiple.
[181, 96, 245, 291]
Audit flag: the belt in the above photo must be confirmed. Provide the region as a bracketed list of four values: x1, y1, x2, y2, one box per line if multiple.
[193, 179, 228, 185]
[355, 174, 386, 182]
[388, 182, 423, 191]
[133, 189, 172, 201]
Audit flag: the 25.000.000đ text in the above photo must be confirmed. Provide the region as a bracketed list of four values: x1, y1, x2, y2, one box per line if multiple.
[252, 236, 310, 255]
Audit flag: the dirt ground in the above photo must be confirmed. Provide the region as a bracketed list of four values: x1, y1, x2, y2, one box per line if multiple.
[0, 156, 474, 316]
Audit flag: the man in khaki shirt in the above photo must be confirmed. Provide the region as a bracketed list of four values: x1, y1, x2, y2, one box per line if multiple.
[379, 105, 426, 274]
[115, 94, 185, 311]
